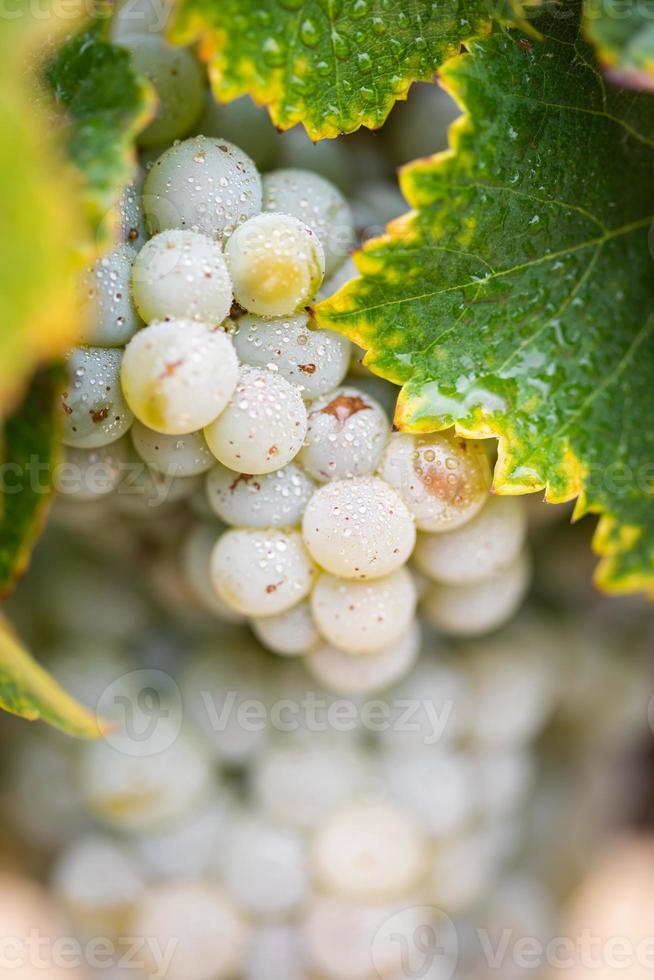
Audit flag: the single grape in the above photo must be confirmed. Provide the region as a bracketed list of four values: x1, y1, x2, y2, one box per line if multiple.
[129, 883, 250, 980]
[250, 599, 319, 656]
[310, 567, 416, 654]
[121, 37, 204, 148]
[210, 527, 316, 616]
[180, 523, 245, 623]
[131, 419, 214, 476]
[232, 312, 350, 400]
[299, 385, 390, 482]
[58, 439, 130, 501]
[422, 551, 531, 636]
[306, 623, 420, 695]
[251, 739, 371, 831]
[310, 799, 425, 901]
[61, 347, 133, 449]
[302, 476, 415, 579]
[143, 135, 262, 241]
[381, 747, 476, 837]
[378, 429, 491, 532]
[225, 212, 324, 316]
[110, 0, 172, 39]
[427, 827, 503, 913]
[120, 319, 239, 434]
[244, 923, 306, 980]
[78, 244, 142, 346]
[205, 461, 314, 528]
[413, 494, 527, 585]
[78, 716, 212, 833]
[117, 168, 147, 249]
[204, 366, 308, 474]
[51, 833, 146, 934]
[221, 811, 307, 916]
[262, 168, 354, 275]
[131, 229, 232, 324]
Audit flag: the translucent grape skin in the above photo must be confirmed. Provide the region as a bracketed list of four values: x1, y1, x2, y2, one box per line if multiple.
[210, 528, 316, 616]
[413, 495, 527, 585]
[225, 212, 325, 316]
[205, 461, 314, 528]
[251, 599, 320, 656]
[302, 477, 416, 579]
[121, 37, 204, 148]
[180, 523, 245, 623]
[299, 385, 390, 482]
[131, 419, 215, 477]
[143, 136, 262, 242]
[378, 429, 491, 532]
[306, 622, 421, 696]
[262, 168, 354, 276]
[120, 319, 239, 435]
[204, 367, 308, 475]
[78, 245, 142, 347]
[61, 347, 134, 449]
[232, 312, 350, 400]
[131, 229, 232, 325]
[422, 551, 531, 636]
[311, 567, 417, 654]
[117, 168, 147, 249]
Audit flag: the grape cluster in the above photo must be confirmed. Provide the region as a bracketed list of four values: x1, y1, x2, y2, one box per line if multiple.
[62, 130, 530, 684]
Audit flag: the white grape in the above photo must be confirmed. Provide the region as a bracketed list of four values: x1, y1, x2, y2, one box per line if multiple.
[378, 658, 471, 752]
[78, 717, 212, 833]
[210, 527, 316, 616]
[302, 476, 415, 579]
[112, 459, 201, 515]
[78, 245, 142, 346]
[251, 599, 320, 656]
[51, 833, 145, 934]
[299, 385, 390, 482]
[134, 792, 234, 880]
[121, 37, 204, 148]
[232, 312, 350, 400]
[143, 135, 262, 241]
[204, 366, 308, 474]
[422, 551, 531, 636]
[427, 827, 503, 913]
[475, 748, 534, 819]
[222, 811, 307, 916]
[251, 740, 371, 830]
[121, 319, 239, 434]
[310, 799, 425, 901]
[117, 168, 147, 249]
[310, 566, 416, 654]
[129, 883, 250, 980]
[131, 229, 232, 324]
[225, 212, 324, 315]
[413, 494, 527, 585]
[244, 923, 307, 980]
[378, 429, 491, 532]
[180, 523, 245, 622]
[131, 419, 214, 476]
[58, 439, 130, 500]
[262, 168, 354, 275]
[306, 623, 420, 695]
[110, 0, 172, 39]
[382, 747, 476, 837]
[316, 256, 358, 302]
[205, 460, 314, 528]
[61, 347, 133, 448]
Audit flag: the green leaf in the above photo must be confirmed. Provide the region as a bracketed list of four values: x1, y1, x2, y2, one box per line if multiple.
[316, 6, 654, 596]
[0, 368, 64, 598]
[170, 0, 526, 139]
[584, 0, 654, 90]
[45, 15, 155, 232]
[0, 615, 102, 737]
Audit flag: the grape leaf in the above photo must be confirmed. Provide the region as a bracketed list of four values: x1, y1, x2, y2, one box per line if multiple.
[169, 0, 526, 139]
[45, 15, 155, 232]
[315, 6, 654, 596]
[0, 615, 102, 737]
[0, 368, 64, 598]
[0, 8, 87, 415]
[584, 0, 654, 90]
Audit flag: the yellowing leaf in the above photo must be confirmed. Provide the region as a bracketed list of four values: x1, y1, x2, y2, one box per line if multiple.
[316, 5, 654, 596]
[584, 0, 654, 91]
[170, 0, 526, 139]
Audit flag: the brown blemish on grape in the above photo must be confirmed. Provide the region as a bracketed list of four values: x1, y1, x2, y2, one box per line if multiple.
[159, 359, 183, 379]
[266, 581, 283, 594]
[298, 363, 316, 374]
[319, 394, 369, 427]
[228, 473, 261, 492]
[90, 407, 109, 424]
[128, 228, 138, 241]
